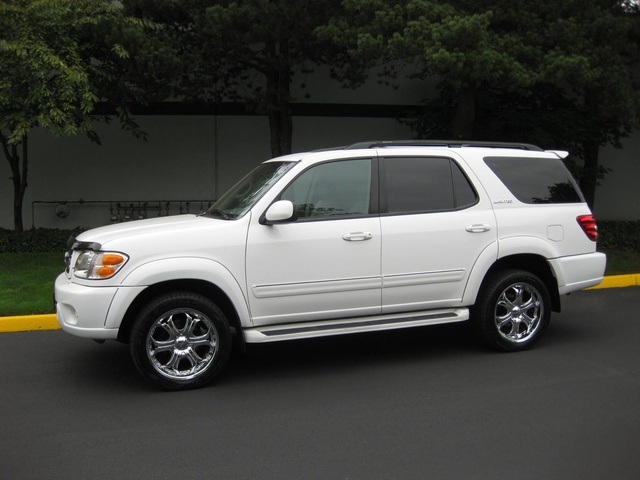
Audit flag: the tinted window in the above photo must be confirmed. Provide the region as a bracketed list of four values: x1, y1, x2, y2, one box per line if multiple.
[384, 157, 478, 214]
[484, 156, 584, 204]
[451, 160, 478, 208]
[281, 159, 372, 219]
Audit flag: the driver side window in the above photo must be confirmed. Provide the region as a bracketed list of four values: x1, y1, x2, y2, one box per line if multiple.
[281, 159, 372, 219]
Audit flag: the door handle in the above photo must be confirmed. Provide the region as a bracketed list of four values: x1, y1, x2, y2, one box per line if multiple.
[465, 224, 491, 233]
[342, 232, 373, 242]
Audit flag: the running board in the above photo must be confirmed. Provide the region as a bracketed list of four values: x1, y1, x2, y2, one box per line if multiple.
[243, 308, 469, 343]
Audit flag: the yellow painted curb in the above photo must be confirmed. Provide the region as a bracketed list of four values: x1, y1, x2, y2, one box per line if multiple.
[587, 274, 640, 290]
[0, 314, 60, 333]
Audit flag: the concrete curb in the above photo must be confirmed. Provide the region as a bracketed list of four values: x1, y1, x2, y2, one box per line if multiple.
[1, 275, 638, 333]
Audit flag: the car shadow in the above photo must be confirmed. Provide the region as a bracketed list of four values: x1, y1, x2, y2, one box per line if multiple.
[58, 316, 586, 392]
[221, 321, 482, 385]
[56, 321, 481, 391]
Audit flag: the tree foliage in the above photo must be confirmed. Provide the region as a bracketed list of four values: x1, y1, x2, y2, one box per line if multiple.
[319, 0, 546, 137]
[198, 0, 339, 157]
[125, 0, 341, 157]
[319, 0, 640, 208]
[0, 0, 159, 230]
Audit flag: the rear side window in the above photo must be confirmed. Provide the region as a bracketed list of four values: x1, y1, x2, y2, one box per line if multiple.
[383, 157, 478, 214]
[484, 156, 584, 204]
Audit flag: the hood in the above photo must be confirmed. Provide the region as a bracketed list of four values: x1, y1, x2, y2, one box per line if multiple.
[75, 215, 214, 247]
[68, 213, 251, 286]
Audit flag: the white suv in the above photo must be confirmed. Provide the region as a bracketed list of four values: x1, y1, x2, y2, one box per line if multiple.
[54, 141, 606, 389]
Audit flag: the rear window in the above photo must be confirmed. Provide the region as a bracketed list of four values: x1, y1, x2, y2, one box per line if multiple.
[484, 156, 584, 204]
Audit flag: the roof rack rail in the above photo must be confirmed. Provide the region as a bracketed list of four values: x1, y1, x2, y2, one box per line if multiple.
[345, 140, 543, 151]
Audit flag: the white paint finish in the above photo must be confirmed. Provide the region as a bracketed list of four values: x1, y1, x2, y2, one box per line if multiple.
[549, 252, 608, 294]
[243, 307, 469, 343]
[52, 143, 606, 344]
[380, 209, 497, 312]
[245, 216, 382, 325]
[547, 225, 564, 242]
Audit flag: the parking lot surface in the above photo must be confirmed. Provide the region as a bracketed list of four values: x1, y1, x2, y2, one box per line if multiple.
[1, 288, 639, 479]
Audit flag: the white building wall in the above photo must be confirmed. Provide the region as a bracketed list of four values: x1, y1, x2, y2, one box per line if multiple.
[595, 132, 640, 221]
[0, 114, 415, 230]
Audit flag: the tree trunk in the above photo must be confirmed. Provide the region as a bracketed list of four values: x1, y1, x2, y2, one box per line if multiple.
[1, 134, 28, 231]
[579, 89, 602, 210]
[266, 39, 293, 158]
[580, 139, 599, 210]
[451, 82, 477, 139]
[268, 100, 292, 157]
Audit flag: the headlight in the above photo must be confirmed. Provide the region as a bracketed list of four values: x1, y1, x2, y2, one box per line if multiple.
[73, 251, 129, 280]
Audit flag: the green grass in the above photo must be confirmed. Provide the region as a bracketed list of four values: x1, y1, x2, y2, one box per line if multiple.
[0, 252, 65, 316]
[0, 249, 638, 317]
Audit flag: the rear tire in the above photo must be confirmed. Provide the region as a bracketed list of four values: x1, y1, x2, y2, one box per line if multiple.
[473, 269, 551, 351]
[129, 291, 231, 390]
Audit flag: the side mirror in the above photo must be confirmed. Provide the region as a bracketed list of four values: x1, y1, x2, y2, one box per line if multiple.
[262, 200, 298, 225]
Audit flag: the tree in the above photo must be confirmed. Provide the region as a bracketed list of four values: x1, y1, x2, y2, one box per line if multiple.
[123, 0, 341, 158]
[197, 0, 339, 157]
[319, 0, 640, 208]
[0, 0, 160, 231]
[536, 0, 640, 207]
[466, 0, 640, 207]
[319, 0, 544, 138]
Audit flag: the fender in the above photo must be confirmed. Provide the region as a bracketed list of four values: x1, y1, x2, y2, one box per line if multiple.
[462, 236, 561, 306]
[104, 257, 252, 330]
[462, 241, 499, 306]
[498, 235, 562, 260]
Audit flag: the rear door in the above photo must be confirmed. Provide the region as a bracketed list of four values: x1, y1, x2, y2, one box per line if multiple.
[379, 153, 497, 313]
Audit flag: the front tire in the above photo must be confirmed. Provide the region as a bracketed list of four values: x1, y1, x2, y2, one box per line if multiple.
[473, 269, 551, 351]
[129, 292, 231, 390]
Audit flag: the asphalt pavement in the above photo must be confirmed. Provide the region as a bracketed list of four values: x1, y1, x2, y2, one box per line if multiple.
[1, 287, 639, 479]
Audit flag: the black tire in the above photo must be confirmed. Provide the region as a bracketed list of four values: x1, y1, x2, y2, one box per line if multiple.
[129, 291, 231, 390]
[472, 269, 551, 352]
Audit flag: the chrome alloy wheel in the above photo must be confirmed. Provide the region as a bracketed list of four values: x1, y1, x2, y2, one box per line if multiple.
[146, 309, 219, 381]
[494, 282, 543, 343]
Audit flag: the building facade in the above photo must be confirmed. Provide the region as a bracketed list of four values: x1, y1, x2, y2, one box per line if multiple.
[2, 72, 639, 230]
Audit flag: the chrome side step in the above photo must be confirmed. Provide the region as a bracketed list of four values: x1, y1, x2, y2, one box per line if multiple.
[243, 308, 469, 343]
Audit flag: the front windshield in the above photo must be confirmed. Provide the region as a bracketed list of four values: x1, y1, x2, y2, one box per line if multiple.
[203, 161, 294, 219]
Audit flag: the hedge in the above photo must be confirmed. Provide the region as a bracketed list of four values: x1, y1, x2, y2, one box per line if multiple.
[0, 228, 83, 253]
[597, 221, 640, 252]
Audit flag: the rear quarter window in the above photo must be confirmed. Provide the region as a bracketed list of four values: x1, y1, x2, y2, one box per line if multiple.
[484, 156, 584, 204]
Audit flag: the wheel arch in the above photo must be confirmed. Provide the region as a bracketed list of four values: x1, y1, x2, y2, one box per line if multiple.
[116, 279, 245, 348]
[477, 254, 561, 312]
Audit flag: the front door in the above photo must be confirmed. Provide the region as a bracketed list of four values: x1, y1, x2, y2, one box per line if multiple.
[246, 158, 382, 326]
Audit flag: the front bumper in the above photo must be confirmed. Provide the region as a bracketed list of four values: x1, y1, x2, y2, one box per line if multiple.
[54, 273, 119, 340]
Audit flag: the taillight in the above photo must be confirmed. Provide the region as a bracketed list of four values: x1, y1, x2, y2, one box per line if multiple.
[577, 215, 598, 242]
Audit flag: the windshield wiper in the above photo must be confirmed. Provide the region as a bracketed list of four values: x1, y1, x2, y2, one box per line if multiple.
[203, 209, 231, 220]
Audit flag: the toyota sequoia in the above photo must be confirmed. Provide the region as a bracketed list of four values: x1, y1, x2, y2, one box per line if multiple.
[55, 141, 607, 389]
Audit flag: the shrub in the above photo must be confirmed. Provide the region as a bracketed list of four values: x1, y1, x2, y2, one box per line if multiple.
[0, 228, 83, 253]
[598, 221, 640, 252]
